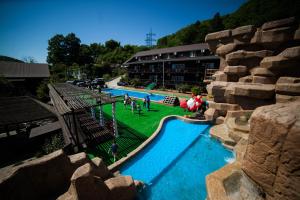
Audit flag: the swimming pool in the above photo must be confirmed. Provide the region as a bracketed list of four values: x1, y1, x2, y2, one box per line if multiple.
[102, 88, 166, 101]
[120, 118, 234, 200]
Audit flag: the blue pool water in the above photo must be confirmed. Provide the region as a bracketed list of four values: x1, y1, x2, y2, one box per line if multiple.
[120, 119, 234, 200]
[102, 88, 166, 101]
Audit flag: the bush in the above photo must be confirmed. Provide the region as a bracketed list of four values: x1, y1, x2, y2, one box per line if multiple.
[103, 73, 111, 81]
[130, 78, 142, 87]
[191, 86, 201, 95]
[120, 74, 129, 83]
[42, 133, 65, 155]
[176, 84, 191, 93]
[36, 81, 49, 102]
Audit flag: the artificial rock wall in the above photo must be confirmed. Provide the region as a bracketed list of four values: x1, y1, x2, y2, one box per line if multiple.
[205, 17, 300, 111]
[243, 101, 300, 200]
[205, 17, 300, 200]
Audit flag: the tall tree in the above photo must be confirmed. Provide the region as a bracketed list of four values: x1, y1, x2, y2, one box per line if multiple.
[105, 39, 120, 50]
[64, 33, 81, 66]
[47, 34, 65, 65]
[210, 12, 224, 32]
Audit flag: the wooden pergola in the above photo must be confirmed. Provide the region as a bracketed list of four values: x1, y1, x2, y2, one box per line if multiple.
[49, 83, 118, 151]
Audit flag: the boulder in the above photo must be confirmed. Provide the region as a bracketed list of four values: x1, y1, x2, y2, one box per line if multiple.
[226, 50, 273, 67]
[232, 25, 256, 36]
[276, 94, 300, 103]
[204, 108, 219, 121]
[261, 27, 294, 46]
[232, 25, 256, 44]
[212, 71, 228, 82]
[205, 30, 233, 52]
[209, 102, 241, 111]
[294, 27, 300, 40]
[276, 82, 300, 95]
[224, 65, 248, 76]
[69, 152, 90, 170]
[242, 101, 300, 199]
[278, 46, 300, 59]
[251, 67, 275, 77]
[216, 43, 237, 56]
[205, 29, 232, 41]
[250, 28, 263, 44]
[260, 55, 300, 76]
[276, 77, 300, 84]
[252, 76, 276, 84]
[67, 163, 111, 200]
[261, 17, 296, 31]
[215, 116, 225, 125]
[0, 150, 74, 200]
[230, 83, 275, 99]
[105, 176, 136, 200]
[239, 75, 253, 83]
[91, 157, 112, 180]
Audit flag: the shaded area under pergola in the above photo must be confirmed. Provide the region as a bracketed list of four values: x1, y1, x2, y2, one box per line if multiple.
[0, 96, 57, 133]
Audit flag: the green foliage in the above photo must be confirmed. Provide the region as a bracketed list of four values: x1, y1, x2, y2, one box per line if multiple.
[103, 73, 111, 81]
[36, 81, 49, 102]
[157, 0, 300, 47]
[42, 133, 65, 155]
[120, 74, 129, 83]
[191, 86, 201, 95]
[176, 84, 191, 93]
[130, 78, 142, 87]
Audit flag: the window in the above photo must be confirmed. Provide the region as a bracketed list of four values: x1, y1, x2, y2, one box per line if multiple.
[149, 65, 155, 72]
[202, 63, 215, 69]
[172, 63, 185, 72]
[171, 76, 184, 83]
[190, 51, 196, 57]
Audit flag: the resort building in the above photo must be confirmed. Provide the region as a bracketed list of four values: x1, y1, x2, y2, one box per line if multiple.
[123, 43, 219, 88]
[0, 61, 50, 95]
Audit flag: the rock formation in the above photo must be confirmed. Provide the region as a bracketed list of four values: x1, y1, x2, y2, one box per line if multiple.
[0, 150, 140, 200]
[205, 17, 300, 200]
[205, 17, 300, 117]
[242, 101, 300, 200]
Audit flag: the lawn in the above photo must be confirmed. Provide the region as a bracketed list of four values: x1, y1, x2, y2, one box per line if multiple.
[86, 99, 189, 165]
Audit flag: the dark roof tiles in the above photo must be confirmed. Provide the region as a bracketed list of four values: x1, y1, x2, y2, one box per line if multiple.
[0, 61, 50, 78]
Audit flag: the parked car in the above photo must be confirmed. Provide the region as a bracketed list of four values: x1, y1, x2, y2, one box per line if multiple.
[91, 78, 105, 87]
[76, 81, 87, 87]
[117, 81, 128, 86]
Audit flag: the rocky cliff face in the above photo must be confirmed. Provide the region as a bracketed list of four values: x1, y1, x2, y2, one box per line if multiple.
[0, 150, 139, 200]
[243, 101, 300, 200]
[205, 17, 300, 200]
[205, 17, 300, 114]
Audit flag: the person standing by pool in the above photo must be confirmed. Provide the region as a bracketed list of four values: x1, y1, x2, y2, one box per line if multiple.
[146, 95, 150, 111]
[109, 140, 118, 162]
[143, 96, 147, 108]
[137, 104, 142, 116]
[131, 98, 136, 113]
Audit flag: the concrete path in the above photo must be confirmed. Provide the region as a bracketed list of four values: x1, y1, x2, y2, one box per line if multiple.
[106, 76, 121, 88]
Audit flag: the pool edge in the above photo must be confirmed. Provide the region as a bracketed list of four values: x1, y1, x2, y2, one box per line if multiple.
[108, 115, 210, 172]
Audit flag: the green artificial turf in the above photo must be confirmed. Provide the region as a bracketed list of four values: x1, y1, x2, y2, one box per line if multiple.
[86, 99, 190, 165]
[102, 99, 187, 137]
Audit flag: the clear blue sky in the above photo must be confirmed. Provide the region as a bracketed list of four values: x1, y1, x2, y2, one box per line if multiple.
[0, 0, 246, 63]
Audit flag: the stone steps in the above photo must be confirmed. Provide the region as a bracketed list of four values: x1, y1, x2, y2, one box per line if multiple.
[210, 124, 236, 148]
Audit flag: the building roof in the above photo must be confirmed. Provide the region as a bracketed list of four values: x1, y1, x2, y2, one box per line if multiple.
[0, 96, 57, 130]
[134, 43, 209, 57]
[0, 61, 50, 78]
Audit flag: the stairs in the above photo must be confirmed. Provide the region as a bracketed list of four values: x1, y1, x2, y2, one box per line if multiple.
[163, 96, 179, 106]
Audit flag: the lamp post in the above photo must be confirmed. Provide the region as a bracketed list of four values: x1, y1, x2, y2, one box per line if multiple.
[163, 61, 165, 88]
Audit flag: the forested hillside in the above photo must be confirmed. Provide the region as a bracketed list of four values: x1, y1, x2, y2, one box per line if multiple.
[157, 0, 300, 47]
